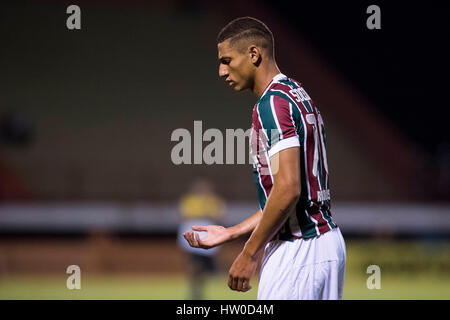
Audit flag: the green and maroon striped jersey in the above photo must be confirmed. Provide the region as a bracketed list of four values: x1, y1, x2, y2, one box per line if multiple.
[250, 73, 337, 240]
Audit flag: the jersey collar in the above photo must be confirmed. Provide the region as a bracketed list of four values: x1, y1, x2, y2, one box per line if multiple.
[258, 73, 287, 100]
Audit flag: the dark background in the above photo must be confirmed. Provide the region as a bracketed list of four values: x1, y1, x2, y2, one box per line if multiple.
[0, 0, 449, 300]
[270, 0, 449, 154]
[1, 0, 448, 203]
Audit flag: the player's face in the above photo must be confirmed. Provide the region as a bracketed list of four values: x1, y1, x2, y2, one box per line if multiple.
[217, 40, 255, 91]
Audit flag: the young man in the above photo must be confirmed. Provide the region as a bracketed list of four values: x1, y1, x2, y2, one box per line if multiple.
[183, 17, 346, 300]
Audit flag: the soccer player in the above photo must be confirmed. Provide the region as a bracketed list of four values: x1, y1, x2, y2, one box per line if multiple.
[183, 17, 346, 300]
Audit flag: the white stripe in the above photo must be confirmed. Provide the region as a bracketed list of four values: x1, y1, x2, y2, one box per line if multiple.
[269, 89, 291, 100]
[265, 149, 274, 184]
[268, 136, 300, 158]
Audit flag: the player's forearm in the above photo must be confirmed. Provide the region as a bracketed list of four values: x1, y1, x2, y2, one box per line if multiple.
[226, 210, 262, 241]
[243, 186, 299, 258]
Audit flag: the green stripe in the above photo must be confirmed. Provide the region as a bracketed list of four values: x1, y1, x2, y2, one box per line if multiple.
[279, 79, 300, 89]
[257, 98, 279, 147]
[302, 222, 320, 238]
[320, 207, 335, 229]
[302, 100, 313, 113]
[295, 205, 319, 239]
[322, 201, 337, 228]
[253, 167, 267, 210]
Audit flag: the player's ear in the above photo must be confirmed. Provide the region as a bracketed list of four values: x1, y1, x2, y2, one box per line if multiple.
[249, 45, 262, 66]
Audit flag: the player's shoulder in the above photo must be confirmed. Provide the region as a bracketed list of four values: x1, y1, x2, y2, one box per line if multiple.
[270, 77, 314, 111]
[273, 76, 303, 91]
[259, 87, 294, 109]
[255, 75, 304, 115]
[263, 76, 302, 99]
[256, 93, 289, 115]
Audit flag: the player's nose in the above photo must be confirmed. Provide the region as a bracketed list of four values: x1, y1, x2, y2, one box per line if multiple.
[218, 65, 228, 78]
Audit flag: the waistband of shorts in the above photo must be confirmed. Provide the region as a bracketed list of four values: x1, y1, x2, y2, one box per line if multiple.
[270, 234, 303, 242]
[272, 227, 340, 242]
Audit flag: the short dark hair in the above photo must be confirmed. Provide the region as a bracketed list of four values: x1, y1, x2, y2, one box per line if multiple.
[217, 17, 274, 58]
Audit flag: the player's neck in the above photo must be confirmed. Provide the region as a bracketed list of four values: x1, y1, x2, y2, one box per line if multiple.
[252, 61, 281, 98]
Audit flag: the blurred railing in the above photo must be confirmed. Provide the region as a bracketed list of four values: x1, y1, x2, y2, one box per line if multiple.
[0, 202, 449, 236]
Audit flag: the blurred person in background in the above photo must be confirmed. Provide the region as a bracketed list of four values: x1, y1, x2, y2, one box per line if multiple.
[177, 178, 225, 300]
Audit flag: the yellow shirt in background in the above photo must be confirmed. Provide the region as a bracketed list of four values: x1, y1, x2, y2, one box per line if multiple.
[180, 194, 225, 220]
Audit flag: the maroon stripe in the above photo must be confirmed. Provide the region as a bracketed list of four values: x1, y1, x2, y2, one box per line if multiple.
[309, 206, 331, 234]
[272, 95, 297, 139]
[259, 159, 273, 197]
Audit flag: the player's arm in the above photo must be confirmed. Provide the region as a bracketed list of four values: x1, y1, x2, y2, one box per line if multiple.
[183, 210, 262, 249]
[244, 147, 300, 256]
[228, 146, 301, 291]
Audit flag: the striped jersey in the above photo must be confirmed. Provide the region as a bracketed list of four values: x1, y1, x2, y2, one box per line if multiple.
[250, 73, 337, 240]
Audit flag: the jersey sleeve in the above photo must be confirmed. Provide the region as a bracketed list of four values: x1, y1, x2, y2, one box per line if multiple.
[256, 94, 301, 158]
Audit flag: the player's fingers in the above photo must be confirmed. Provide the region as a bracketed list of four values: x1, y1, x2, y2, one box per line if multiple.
[232, 277, 239, 291]
[237, 278, 251, 292]
[228, 274, 234, 290]
[190, 232, 199, 247]
[191, 225, 207, 232]
[228, 274, 238, 291]
[185, 232, 197, 247]
[183, 231, 191, 242]
[237, 278, 245, 292]
[195, 233, 202, 247]
[241, 279, 252, 292]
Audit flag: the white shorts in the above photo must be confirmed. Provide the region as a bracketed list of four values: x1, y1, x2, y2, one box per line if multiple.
[258, 228, 346, 300]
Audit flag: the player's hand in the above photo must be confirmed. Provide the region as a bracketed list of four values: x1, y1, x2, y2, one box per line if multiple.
[228, 249, 258, 292]
[183, 225, 231, 249]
